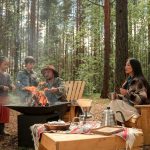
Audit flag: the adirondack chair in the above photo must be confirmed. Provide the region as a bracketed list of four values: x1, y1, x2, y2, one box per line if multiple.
[125, 105, 150, 146]
[63, 81, 86, 122]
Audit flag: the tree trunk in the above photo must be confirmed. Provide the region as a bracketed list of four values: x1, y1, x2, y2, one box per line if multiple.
[35, 0, 39, 64]
[75, 0, 80, 71]
[148, 1, 150, 82]
[14, 0, 20, 78]
[115, 0, 128, 92]
[73, 0, 84, 78]
[28, 0, 36, 56]
[0, 0, 6, 55]
[101, 0, 111, 98]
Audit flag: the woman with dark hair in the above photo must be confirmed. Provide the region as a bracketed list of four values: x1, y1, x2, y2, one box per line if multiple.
[0, 56, 15, 136]
[110, 58, 150, 123]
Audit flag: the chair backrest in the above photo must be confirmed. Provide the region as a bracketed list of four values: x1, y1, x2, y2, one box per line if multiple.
[64, 81, 85, 101]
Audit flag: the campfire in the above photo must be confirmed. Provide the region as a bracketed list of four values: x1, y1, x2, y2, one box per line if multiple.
[23, 86, 49, 107]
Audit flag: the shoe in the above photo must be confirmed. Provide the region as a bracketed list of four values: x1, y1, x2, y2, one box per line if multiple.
[0, 130, 10, 136]
[0, 134, 4, 139]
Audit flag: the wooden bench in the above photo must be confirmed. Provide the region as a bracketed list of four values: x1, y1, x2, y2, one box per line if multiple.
[125, 105, 150, 146]
[63, 81, 85, 122]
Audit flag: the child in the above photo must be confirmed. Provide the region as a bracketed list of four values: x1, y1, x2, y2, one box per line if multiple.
[16, 56, 38, 104]
[0, 56, 15, 136]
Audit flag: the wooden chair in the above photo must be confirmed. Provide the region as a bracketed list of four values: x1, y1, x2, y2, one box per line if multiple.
[63, 81, 85, 122]
[125, 105, 150, 146]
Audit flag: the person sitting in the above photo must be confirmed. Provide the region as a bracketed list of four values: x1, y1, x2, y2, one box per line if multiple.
[38, 65, 66, 104]
[109, 58, 150, 123]
[16, 56, 38, 104]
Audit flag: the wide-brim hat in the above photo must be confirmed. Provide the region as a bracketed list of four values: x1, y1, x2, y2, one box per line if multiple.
[41, 65, 59, 77]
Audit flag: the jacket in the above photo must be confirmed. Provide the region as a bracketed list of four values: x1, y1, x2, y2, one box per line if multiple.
[120, 77, 150, 105]
[16, 69, 38, 102]
[37, 77, 66, 103]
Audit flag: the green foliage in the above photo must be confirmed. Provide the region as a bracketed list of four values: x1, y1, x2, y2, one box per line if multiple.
[128, 0, 149, 80]
[1, 0, 150, 94]
[77, 55, 103, 95]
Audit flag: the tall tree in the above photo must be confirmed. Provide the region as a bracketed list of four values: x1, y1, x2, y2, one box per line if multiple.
[115, 0, 128, 92]
[101, 0, 111, 98]
[148, 0, 150, 82]
[35, 0, 39, 63]
[28, 0, 36, 56]
[14, 0, 20, 77]
[73, 0, 85, 79]
[0, 0, 6, 55]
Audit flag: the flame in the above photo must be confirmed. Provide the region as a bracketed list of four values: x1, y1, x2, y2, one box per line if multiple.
[24, 86, 49, 106]
[38, 82, 45, 85]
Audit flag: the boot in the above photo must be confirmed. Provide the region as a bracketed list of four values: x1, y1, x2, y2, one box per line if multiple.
[0, 123, 4, 135]
[0, 123, 10, 136]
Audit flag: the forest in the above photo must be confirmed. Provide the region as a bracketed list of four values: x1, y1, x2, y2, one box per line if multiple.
[0, 0, 150, 98]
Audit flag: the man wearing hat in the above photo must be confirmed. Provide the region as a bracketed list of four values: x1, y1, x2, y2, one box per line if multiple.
[38, 65, 66, 103]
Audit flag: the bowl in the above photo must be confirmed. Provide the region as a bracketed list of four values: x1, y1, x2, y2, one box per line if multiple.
[44, 123, 70, 131]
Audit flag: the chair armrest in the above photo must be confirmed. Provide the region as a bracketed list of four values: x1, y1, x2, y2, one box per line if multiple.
[135, 105, 150, 108]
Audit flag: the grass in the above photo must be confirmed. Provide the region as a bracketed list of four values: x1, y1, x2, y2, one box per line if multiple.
[83, 93, 110, 105]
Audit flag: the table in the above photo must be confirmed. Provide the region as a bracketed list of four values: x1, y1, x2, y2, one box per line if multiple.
[39, 130, 143, 150]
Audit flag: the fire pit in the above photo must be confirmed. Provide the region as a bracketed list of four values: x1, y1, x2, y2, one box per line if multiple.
[5, 101, 70, 148]
[5, 101, 70, 115]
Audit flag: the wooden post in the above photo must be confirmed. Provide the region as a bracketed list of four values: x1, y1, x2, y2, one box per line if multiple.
[140, 107, 150, 145]
[135, 105, 150, 146]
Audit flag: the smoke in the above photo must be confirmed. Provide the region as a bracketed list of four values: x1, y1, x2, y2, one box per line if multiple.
[7, 93, 26, 106]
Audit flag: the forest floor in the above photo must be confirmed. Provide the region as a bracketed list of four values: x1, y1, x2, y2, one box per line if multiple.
[0, 97, 149, 150]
